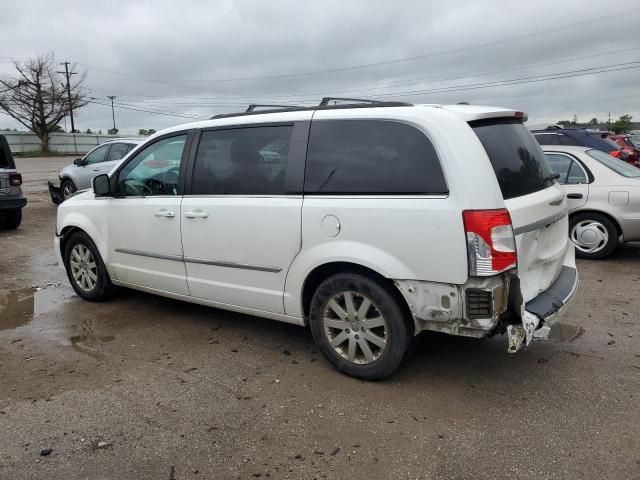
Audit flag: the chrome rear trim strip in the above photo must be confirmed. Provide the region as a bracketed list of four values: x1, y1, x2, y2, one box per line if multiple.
[513, 211, 567, 236]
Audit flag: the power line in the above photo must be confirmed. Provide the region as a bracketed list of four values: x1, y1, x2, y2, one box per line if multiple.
[84, 44, 640, 106]
[75, 8, 640, 85]
[86, 99, 207, 120]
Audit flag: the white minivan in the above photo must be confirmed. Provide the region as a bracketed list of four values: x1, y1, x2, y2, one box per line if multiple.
[55, 99, 578, 379]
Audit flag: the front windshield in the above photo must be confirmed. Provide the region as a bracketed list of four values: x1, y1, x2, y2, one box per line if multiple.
[586, 149, 640, 178]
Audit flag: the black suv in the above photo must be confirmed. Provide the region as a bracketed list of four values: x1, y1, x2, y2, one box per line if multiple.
[530, 127, 621, 155]
[0, 134, 26, 229]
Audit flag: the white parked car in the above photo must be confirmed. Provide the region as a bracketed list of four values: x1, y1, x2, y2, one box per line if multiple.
[543, 145, 640, 259]
[55, 99, 578, 379]
[48, 138, 143, 203]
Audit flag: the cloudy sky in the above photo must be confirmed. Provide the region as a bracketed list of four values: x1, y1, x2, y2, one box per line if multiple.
[1, 0, 639, 134]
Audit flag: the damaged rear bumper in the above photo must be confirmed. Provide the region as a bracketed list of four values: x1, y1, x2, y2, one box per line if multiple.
[507, 265, 579, 352]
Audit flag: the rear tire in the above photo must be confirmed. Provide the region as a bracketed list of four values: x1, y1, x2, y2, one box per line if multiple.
[61, 179, 77, 200]
[63, 231, 116, 301]
[309, 273, 412, 380]
[1, 209, 22, 229]
[569, 212, 618, 259]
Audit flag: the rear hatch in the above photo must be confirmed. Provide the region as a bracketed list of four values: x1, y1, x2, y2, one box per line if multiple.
[471, 119, 570, 302]
[0, 134, 16, 196]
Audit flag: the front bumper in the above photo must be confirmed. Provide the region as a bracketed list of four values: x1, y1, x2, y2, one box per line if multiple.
[54, 234, 65, 269]
[48, 181, 64, 205]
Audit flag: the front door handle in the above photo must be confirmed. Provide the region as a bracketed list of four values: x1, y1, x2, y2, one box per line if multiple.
[92, 168, 100, 172]
[567, 193, 583, 199]
[184, 210, 209, 219]
[154, 209, 175, 217]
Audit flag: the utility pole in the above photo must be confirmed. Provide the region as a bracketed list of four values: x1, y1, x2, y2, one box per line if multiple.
[607, 112, 611, 130]
[108, 96, 116, 131]
[58, 61, 77, 132]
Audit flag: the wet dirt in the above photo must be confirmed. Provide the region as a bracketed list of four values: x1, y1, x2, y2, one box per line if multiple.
[549, 322, 586, 343]
[0, 157, 639, 480]
[0, 286, 71, 330]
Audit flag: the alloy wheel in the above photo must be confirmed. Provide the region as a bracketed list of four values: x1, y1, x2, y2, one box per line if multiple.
[69, 244, 98, 292]
[323, 291, 388, 364]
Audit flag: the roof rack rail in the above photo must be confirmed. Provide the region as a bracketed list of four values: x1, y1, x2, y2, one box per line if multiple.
[318, 97, 411, 107]
[210, 97, 413, 119]
[245, 104, 304, 112]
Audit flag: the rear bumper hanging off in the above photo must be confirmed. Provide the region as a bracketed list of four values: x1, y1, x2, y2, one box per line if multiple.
[507, 266, 579, 353]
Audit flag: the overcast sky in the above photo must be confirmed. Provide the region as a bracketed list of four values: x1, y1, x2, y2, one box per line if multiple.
[1, 0, 639, 134]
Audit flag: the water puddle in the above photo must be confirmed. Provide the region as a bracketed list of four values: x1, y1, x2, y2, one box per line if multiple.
[549, 322, 585, 343]
[0, 287, 70, 330]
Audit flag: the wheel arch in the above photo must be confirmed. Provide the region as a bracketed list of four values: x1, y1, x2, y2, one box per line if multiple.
[299, 261, 414, 334]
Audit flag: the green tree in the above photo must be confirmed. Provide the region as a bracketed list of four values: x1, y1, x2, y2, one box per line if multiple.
[51, 125, 64, 133]
[589, 117, 599, 125]
[611, 114, 633, 134]
[85, 128, 93, 134]
[558, 120, 572, 127]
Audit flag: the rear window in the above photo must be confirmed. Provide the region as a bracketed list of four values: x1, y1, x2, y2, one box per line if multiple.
[586, 149, 640, 178]
[304, 119, 447, 194]
[471, 119, 554, 200]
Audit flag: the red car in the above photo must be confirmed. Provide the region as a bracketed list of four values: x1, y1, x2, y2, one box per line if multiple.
[605, 134, 640, 167]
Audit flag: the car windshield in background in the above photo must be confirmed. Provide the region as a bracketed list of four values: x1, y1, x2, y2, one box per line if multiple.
[586, 149, 640, 177]
[471, 119, 554, 200]
[0, 137, 13, 168]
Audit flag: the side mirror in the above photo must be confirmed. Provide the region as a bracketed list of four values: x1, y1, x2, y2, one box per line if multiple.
[73, 158, 84, 166]
[93, 174, 111, 197]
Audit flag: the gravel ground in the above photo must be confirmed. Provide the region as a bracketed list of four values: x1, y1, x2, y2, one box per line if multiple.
[1, 156, 639, 479]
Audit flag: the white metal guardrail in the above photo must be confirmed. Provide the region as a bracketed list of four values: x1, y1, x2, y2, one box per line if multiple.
[0, 131, 145, 155]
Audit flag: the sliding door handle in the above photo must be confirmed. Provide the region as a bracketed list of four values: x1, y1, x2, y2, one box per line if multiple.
[184, 210, 209, 219]
[154, 209, 175, 217]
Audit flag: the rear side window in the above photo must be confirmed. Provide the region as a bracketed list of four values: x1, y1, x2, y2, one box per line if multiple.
[191, 125, 293, 195]
[304, 120, 447, 194]
[534, 133, 559, 145]
[472, 119, 554, 200]
[558, 134, 580, 146]
[107, 143, 130, 161]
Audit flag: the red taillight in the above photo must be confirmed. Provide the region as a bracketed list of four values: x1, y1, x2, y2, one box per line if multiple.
[610, 150, 621, 158]
[8, 172, 22, 186]
[463, 209, 517, 276]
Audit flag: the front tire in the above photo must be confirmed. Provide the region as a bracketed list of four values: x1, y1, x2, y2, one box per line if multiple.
[309, 273, 412, 380]
[570, 212, 618, 259]
[1, 209, 22, 229]
[61, 179, 77, 200]
[63, 231, 116, 301]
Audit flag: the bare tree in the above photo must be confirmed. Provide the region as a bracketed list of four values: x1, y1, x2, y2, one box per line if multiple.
[0, 54, 87, 153]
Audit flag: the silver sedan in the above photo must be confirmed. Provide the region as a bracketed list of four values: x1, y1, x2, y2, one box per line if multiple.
[543, 145, 640, 259]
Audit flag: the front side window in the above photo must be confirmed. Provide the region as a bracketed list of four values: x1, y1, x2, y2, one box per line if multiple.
[106, 143, 131, 162]
[304, 120, 447, 194]
[117, 135, 187, 196]
[191, 126, 293, 195]
[84, 144, 109, 165]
